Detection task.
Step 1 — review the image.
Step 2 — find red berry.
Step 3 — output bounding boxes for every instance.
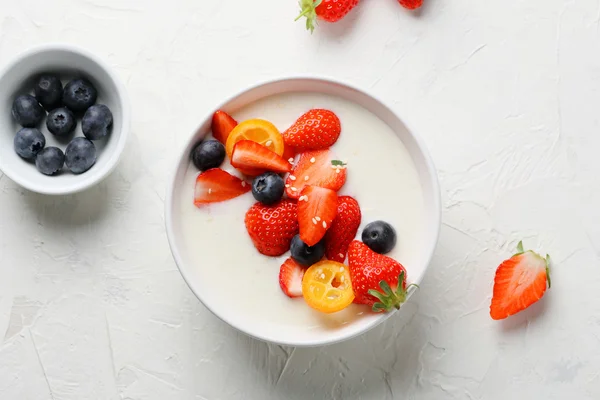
[398,0,423,10]
[211,110,237,144]
[296,0,360,32]
[325,196,361,262]
[297,186,338,247]
[279,258,305,298]
[283,109,341,151]
[245,200,299,256]
[193,168,250,206]
[285,150,346,199]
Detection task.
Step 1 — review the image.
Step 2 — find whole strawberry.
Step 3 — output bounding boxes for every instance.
[398,0,423,10]
[283,109,341,151]
[245,200,299,256]
[296,0,360,32]
[325,196,361,263]
[348,240,411,311]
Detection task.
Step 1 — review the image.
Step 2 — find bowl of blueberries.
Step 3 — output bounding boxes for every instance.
[0,44,130,195]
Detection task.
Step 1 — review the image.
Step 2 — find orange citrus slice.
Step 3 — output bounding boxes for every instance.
[225,119,284,159]
[302,260,355,314]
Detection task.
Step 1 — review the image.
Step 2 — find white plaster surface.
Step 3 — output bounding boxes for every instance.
[1,0,600,398]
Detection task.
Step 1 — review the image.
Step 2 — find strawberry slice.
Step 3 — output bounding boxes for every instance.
[490,241,551,320]
[211,110,237,144]
[231,140,292,174]
[279,258,305,298]
[298,186,338,246]
[285,150,346,199]
[194,168,250,206]
[325,196,362,263]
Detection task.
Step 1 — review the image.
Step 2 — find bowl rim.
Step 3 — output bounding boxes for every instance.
[0,43,131,195]
[165,75,441,347]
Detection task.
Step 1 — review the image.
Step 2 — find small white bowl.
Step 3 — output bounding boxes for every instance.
[165,77,441,347]
[0,44,130,195]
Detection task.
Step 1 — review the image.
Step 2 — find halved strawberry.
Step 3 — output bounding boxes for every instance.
[490,241,551,320]
[194,168,250,206]
[285,150,346,199]
[245,200,299,256]
[279,258,305,298]
[231,140,292,174]
[325,196,362,263]
[282,145,297,165]
[298,186,338,246]
[211,110,237,144]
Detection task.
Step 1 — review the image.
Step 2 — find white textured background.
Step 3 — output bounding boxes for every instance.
[1,0,599,399]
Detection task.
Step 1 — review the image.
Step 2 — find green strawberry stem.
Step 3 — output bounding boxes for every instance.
[331,160,346,166]
[295,0,323,33]
[368,271,418,313]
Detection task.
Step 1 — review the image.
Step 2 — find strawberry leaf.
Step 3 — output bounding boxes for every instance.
[331,160,346,166]
[368,271,416,313]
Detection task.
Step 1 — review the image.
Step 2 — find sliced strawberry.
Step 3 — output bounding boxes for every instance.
[285,150,346,199]
[245,200,299,256]
[211,110,237,144]
[298,186,338,246]
[282,144,297,165]
[231,140,292,174]
[279,258,305,298]
[194,168,250,206]
[490,241,551,320]
[325,196,361,263]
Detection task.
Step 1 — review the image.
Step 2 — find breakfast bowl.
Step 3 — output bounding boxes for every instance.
[0,44,130,195]
[165,77,440,347]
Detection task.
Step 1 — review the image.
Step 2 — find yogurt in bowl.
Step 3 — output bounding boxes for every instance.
[166,77,440,347]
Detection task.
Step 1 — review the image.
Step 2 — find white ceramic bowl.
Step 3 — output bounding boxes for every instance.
[166,77,441,347]
[0,44,130,195]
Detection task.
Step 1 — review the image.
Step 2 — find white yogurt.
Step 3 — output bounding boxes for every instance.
[177,92,425,332]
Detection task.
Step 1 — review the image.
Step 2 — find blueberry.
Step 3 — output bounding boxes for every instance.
[82,104,113,140]
[35,147,65,176]
[14,128,45,159]
[362,221,397,254]
[62,78,97,112]
[290,235,325,266]
[191,139,225,171]
[12,95,45,127]
[65,137,96,174]
[46,107,76,136]
[252,172,284,205]
[34,74,63,111]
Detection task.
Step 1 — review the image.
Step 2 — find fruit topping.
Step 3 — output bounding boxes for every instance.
[82,104,113,140]
[398,0,423,10]
[35,147,65,176]
[211,110,237,144]
[193,168,250,206]
[296,0,360,33]
[362,221,397,254]
[279,258,305,298]
[251,172,285,205]
[282,109,341,151]
[325,196,361,262]
[302,260,355,313]
[46,107,76,137]
[298,186,338,246]
[14,128,45,159]
[191,140,226,171]
[34,75,63,111]
[285,150,346,199]
[348,240,409,311]
[62,78,97,112]
[65,137,96,174]
[245,199,299,256]
[290,234,325,266]
[12,95,45,127]
[231,140,292,175]
[225,119,284,159]
[490,241,551,320]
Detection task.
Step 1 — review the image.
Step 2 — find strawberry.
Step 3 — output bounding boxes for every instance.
[298,186,338,247]
[325,196,361,263]
[279,258,305,298]
[211,110,237,144]
[282,109,341,151]
[398,0,423,10]
[348,240,410,311]
[245,200,299,256]
[490,241,551,320]
[281,108,342,151]
[296,0,360,33]
[282,145,297,165]
[231,140,292,174]
[285,150,346,199]
[194,168,250,206]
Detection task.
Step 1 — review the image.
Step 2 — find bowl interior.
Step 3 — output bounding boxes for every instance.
[166,78,440,346]
[0,46,127,194]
